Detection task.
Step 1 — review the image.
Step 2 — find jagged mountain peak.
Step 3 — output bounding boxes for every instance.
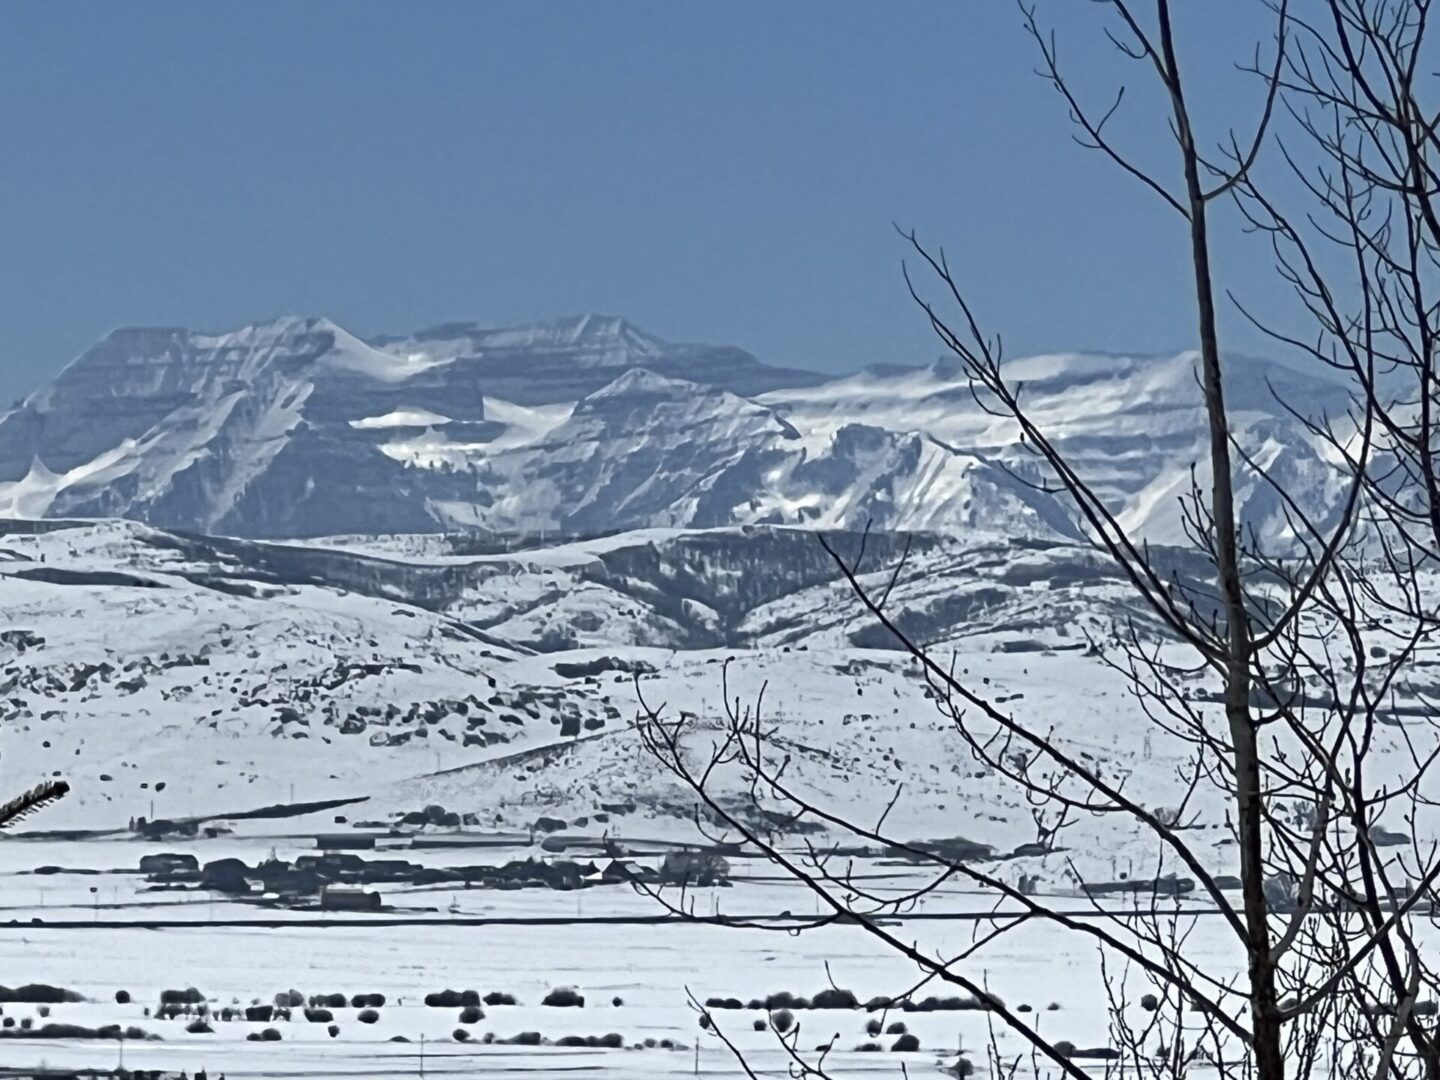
[0,318,1352,544]
[581,366,709,400]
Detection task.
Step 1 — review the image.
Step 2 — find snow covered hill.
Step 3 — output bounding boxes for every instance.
[0,516,1236,855]
[3,517,1432,879]
[0,315,1354,544]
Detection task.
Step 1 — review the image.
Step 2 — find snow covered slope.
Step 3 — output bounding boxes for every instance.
[0,317,1353,543]
[2,518,1433,881]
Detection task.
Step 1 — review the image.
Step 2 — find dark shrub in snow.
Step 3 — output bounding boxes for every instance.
[0,984,82,1003]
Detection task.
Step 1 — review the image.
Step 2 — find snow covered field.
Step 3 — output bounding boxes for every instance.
[0,828,1251,1079]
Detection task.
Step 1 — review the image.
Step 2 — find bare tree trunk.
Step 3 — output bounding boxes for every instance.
[1156,3,1283,1069]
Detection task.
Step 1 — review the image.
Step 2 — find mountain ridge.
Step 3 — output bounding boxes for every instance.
[0,314,1355,543]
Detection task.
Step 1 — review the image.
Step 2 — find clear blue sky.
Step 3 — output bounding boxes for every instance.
[0,1,1286,402]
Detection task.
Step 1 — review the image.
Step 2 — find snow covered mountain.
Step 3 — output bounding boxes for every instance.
[0,315,1353,544]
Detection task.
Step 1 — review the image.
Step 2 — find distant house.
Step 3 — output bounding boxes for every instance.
[319,885,382,911]
[138,852,199,876]
[201,858,252,894]
[256,859,325,896]
[660,852,731,887]
[296,853,367,879]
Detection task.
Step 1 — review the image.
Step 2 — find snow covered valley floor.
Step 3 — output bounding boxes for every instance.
[0,832,1252,1080]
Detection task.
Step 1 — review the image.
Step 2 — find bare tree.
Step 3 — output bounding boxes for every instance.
[637,4,1440,1079]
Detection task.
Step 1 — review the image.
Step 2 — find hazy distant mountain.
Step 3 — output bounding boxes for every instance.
[0,315,1353,542]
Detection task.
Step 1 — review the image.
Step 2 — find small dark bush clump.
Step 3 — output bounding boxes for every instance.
[892,1033,921,1052]
[762,991,811,1010]
[772,1008,795,1033]
[304,1008,334,1023]
[247,1027,282,1042]
[866,1019,882,1036]
[754,1018,768,1031]
[459,1006,483,1024]
[886,1021,907,1035]
[0,984,82,1004]
[543,987,585,1008]
[0,1022,153,1041]
[185,1019,213,1034]
[453,1028,471,1042]
[483,991,517,1006]
[556,1033,623,1048]
[328,1024,340,1038]
[357,1009,380,1024]
[114,990,131,1005]
[159,988,204,1006]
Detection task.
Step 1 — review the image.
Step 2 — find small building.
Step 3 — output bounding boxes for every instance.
[660,852,731,887]
[297,853,367,879]
[319,885,382,911]
[201,858,252,894]
[139,852,199,876]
